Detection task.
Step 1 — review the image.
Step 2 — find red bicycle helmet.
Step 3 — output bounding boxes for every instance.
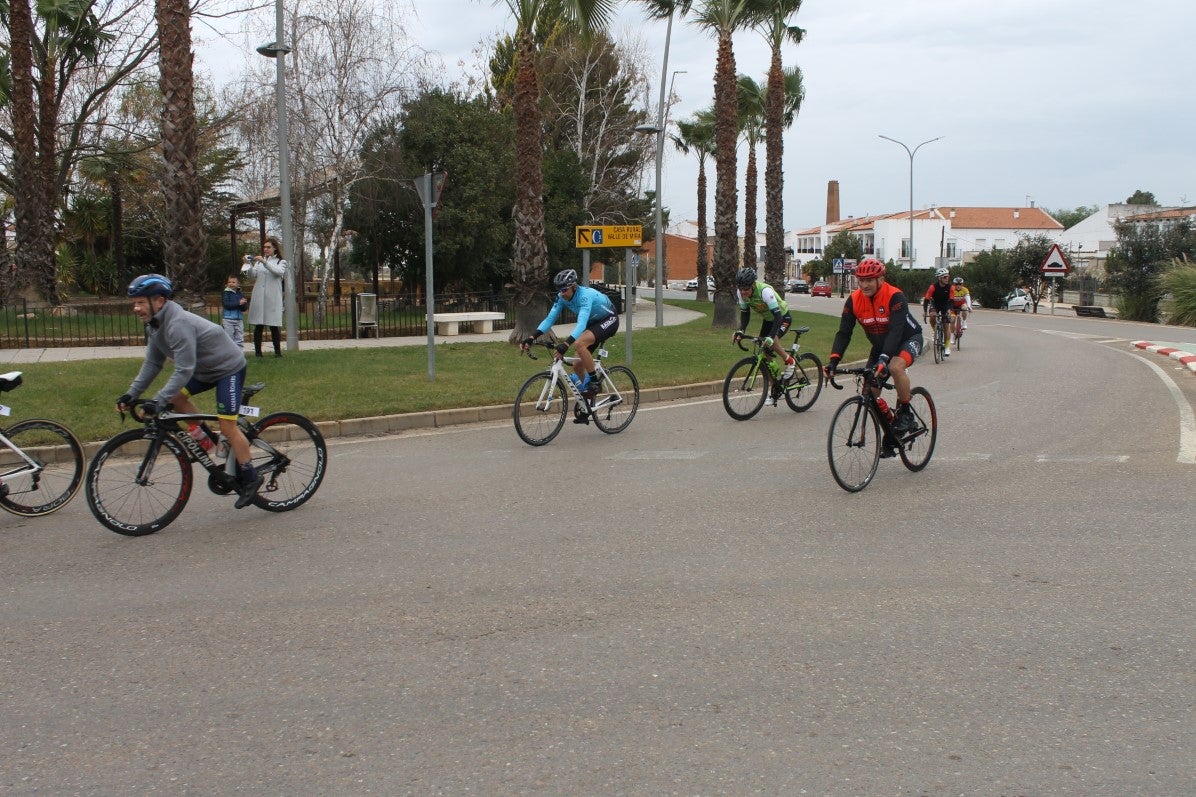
[854,258,885,279]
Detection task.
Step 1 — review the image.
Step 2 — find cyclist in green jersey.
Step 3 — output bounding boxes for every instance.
[732,268,797,403]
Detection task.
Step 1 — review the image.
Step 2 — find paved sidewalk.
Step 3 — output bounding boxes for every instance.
[0,299,704,364]
[1132,340,1196,373]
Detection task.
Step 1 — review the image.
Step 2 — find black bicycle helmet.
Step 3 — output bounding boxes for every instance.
[127,273,174,299]
[553,269,578,291]
[735,267,757,287]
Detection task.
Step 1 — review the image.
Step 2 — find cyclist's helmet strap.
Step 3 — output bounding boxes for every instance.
[553,269,578,290]
[855,258,885,279]
[735,267,756,287]
[128,273,174,298]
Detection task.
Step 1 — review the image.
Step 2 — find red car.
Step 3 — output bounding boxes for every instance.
[811,280,832,297]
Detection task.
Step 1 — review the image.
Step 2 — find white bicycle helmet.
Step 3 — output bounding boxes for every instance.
[935,267,950,278]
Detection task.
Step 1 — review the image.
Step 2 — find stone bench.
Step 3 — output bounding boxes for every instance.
[1072,305,1108,318]
[431,311,506,336]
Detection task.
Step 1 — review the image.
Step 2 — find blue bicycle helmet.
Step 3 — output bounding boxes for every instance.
[127,273,174,298]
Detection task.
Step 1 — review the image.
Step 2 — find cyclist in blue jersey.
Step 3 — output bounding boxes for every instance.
[520,269,620,399]
[115,274,262,508]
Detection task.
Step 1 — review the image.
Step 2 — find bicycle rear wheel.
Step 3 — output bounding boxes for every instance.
[514,372,568,446]
[722,357,769,420]
[827,397,881,492]
[246,412,327,511]
[85,429,192,535]
[783,352,824,413]
[0,419,84,516]
[898,387,938,472]
[591,365,639,434]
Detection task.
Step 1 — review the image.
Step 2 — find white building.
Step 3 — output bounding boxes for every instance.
[791,206,1064,272]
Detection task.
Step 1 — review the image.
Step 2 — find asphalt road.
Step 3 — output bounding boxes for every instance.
[2,308,1193,795]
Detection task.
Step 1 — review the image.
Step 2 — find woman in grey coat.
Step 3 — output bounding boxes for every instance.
[245,236,287,357]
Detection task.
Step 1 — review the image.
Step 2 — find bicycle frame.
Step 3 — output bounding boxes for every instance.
[528,346,619,411]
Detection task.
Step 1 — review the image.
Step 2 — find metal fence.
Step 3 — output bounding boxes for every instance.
[0,290,520,349]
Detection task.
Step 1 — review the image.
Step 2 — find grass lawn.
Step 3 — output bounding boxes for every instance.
[8,300,872,443]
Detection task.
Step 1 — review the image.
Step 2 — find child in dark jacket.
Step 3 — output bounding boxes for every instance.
[221,275,249,345]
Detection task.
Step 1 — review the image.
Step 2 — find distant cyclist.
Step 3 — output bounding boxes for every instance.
[951,276,971,330]
[732,267,797,405]
[520,269,619,400]
[116,274,262,508]
[922,267,957,356]
[826,258,923,438]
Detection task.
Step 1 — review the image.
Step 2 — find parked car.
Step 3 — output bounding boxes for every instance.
[685,276,715,291]
[1004,288,1032,311]
[787,278,809,294]
[811,280,832,297]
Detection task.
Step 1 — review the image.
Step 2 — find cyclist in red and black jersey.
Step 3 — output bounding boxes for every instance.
[826,258,923,434]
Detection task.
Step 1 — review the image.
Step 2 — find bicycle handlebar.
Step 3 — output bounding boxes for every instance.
[521,339,560,361]
[827,365,893,392]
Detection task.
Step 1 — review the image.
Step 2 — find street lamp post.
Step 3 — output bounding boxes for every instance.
[635,68,686,327]
[878,134,941,270]
[256,0,297,351]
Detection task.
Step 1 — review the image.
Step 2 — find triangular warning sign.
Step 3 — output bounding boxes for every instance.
[1040,243,1070,274]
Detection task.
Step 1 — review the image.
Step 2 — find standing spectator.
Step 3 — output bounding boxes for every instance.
[221,273,249,345]
[246,236,287,357]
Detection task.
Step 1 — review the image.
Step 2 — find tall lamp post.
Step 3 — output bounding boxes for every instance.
[257,0,297,351]
[635,69,686,327]
[878,134,941,270]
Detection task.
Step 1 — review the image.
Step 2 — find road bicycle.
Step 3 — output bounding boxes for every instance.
[722,327,823,420]
[84,382,327,535]
[952,307,965,351]
[514,342,640,446]
[0,371,84,517]
[825,365,937,492]
[927,309,952,363]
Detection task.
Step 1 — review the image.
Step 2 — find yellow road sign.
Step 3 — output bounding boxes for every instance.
[575,225,643,249]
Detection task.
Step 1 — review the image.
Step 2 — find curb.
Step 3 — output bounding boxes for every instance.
[321,380,725,441]
[1132,341,1196,374]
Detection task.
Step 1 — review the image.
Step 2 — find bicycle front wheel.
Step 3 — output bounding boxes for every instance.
[591,365,640,434]
[933,325,944,364]
[898,387,938,472]
[85,429,192,536]
[783,352,824,413]
[514,372,568,446]
[247,412,327,511]
[0,419,84,516]
[723,357,769,420]
[827,397,881,492]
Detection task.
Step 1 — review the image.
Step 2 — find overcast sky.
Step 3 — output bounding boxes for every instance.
[200,0,1196,232]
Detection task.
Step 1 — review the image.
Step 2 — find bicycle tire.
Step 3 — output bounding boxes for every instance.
[898,387,937,472]
[591,365,640,435]
[0,419,84,516]
[932,324,944,364]
[85,428,193,536]
[513,372,568,446]
[246,412,327,512]
[953,326,963,351]
[722,357,769,420]
[783,352,824,413]
[827,396,881,492]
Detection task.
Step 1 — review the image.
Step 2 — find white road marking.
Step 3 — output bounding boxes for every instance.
[1115,348,1196,464]
[1035,454,1130,463]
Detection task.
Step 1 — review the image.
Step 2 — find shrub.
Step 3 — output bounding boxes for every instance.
[1159,258,1196,327]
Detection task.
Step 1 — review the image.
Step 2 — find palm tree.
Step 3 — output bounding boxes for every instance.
[736,74,765,271]
[6,0,40,300]
[691,0,768,327]
[759,0,805,290]
[155,0,206,299]
[489,0,617,340]
[672,112,715,301]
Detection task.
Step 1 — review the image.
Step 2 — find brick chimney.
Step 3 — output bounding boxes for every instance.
[826,180,840,224]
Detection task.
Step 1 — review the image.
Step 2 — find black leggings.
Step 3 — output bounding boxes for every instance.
[254,325,281,356]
